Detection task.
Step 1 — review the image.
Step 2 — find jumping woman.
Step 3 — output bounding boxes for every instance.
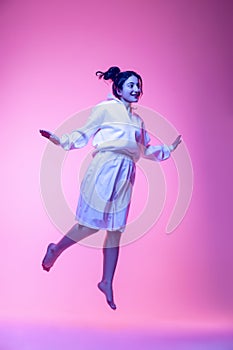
[40,66,181,310]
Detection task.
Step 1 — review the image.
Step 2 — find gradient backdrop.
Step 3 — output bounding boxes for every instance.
[1,0,232,346]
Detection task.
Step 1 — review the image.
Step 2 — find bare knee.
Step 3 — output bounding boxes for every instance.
[67,223,98,242]
[78,224,98,235]
[105,230,122,248]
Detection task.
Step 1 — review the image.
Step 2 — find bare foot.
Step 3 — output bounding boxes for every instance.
[42,243,60,272]
[98,281,117,310]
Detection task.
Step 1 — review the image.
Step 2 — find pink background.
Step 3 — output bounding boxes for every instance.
[1,0,232,334]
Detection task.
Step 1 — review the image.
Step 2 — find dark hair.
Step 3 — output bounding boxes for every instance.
[96,66,143,99]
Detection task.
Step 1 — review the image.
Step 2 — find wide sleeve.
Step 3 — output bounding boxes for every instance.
[59,105,104,151]
[140,122,171,161]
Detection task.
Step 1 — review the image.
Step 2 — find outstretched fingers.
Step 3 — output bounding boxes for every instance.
[39,130,52,139]
[171,135,182,151]
[39,130,60,145]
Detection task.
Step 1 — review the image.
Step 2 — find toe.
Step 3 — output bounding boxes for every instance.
[108,300,117,310]
[42,264,50,272]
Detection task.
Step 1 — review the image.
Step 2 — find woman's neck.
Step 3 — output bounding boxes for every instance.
[120,98,131,114]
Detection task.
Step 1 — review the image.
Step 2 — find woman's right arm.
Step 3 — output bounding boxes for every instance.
[39,104,104,150]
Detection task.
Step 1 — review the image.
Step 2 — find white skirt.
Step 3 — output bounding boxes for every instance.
[76,151,136,232]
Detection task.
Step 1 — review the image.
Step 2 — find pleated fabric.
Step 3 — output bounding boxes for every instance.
[76,151,136,232]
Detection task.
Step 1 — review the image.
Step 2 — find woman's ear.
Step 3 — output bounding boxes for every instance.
[117,88,122,97]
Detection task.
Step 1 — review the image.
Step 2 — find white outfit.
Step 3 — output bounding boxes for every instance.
[59,95,171,232]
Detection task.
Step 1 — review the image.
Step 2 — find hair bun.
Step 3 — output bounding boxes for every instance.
[96,66,120,81]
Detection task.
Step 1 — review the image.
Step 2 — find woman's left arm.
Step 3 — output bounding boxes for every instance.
[140,122,182,161]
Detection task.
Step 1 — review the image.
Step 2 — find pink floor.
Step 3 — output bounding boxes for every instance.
[0,323,232,350]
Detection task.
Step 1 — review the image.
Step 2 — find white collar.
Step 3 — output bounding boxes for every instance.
[106,93,122,103]
[106,93,134,115]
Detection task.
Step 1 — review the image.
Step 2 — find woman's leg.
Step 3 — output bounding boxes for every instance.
[98,230,122,310]
[42,224,98,271]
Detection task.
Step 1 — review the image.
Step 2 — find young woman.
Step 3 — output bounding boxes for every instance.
[40,66,181,310]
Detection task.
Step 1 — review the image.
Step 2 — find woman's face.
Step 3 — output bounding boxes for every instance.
[118,75,141,104]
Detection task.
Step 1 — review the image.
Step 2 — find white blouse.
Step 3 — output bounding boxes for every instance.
[59,95,171,162]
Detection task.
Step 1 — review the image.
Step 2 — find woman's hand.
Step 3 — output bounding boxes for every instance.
[169,135,182,152]
[39,130,60,145]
